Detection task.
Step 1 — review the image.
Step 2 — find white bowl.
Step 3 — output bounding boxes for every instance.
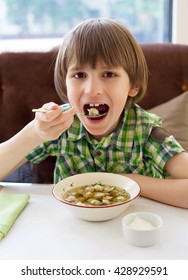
[53,172,140,221]
[122,212,163,247]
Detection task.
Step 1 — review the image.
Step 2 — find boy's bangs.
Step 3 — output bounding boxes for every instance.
[67,26,123,68]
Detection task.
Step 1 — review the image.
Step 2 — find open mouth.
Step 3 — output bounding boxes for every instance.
[83,103,109,119]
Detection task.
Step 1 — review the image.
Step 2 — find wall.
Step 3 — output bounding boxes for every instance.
[172,0,188,45]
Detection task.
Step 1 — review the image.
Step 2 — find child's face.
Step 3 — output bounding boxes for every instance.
[66,60,138,140]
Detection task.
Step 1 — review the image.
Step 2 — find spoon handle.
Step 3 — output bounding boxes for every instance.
[32,103,71,113]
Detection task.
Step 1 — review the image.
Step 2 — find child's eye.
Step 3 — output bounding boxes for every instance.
[103,72,116,78]
[74,72,86,79]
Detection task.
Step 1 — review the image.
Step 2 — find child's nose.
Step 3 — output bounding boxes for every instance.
[84,77,102,96]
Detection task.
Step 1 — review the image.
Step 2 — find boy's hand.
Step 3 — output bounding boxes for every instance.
[32,102,76,141]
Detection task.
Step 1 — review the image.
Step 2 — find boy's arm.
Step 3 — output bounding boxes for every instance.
[0,103,76,180]
[124,152,188,209]
[0,122,39,179]
[164,152,188,179]
[124,173,188,209]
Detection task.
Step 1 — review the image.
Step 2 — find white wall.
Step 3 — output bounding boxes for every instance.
[172,0,188,44]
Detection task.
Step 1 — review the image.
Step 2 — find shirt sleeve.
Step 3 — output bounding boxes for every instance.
[26,140,59,164]
[144,131,185,177]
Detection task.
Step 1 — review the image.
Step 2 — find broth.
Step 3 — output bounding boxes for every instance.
[62,182,131,206]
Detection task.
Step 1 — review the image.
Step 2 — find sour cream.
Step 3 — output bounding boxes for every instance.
[128,216,155,230]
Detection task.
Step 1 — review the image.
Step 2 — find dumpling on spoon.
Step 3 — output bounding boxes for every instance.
[87,107,100,116]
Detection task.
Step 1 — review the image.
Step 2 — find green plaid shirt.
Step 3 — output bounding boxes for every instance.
[27,104,184,183]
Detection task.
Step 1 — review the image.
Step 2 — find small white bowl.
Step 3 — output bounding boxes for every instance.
[53,172,140,221]
[122,212,163,247]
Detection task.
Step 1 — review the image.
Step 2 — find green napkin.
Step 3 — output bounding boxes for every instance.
[0,193,30,240]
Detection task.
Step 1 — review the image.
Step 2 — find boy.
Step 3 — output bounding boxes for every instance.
[0,18,188,208]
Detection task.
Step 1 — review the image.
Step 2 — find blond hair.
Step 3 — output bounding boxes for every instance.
[54,18,148,108]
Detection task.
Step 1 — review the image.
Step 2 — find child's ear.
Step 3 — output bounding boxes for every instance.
[128,87,140,97]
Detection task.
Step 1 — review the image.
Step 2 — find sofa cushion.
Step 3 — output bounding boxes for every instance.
[148,91,188,151]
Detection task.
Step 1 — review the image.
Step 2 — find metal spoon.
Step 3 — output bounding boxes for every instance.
[32,104,107,118]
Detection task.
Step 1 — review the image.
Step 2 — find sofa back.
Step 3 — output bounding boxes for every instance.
[140,44,188,108]
[0,44,188,182]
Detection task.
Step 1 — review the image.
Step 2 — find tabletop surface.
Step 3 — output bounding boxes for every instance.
[0,182,188,260]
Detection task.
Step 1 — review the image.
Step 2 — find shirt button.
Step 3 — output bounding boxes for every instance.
[96,150,102,156]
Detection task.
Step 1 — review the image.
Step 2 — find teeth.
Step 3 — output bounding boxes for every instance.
[89,103,102,107]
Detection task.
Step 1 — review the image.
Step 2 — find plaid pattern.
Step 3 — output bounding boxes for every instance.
[27,104,184,183]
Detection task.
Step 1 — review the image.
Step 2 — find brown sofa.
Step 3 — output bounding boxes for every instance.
[1,44,188,183]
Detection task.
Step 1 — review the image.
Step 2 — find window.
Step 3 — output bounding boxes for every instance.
[0,0,172,51]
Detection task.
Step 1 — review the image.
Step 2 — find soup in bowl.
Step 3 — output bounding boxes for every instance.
[53,172,140,221]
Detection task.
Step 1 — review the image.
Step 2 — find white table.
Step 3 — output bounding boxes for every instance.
[0,182,188,260]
